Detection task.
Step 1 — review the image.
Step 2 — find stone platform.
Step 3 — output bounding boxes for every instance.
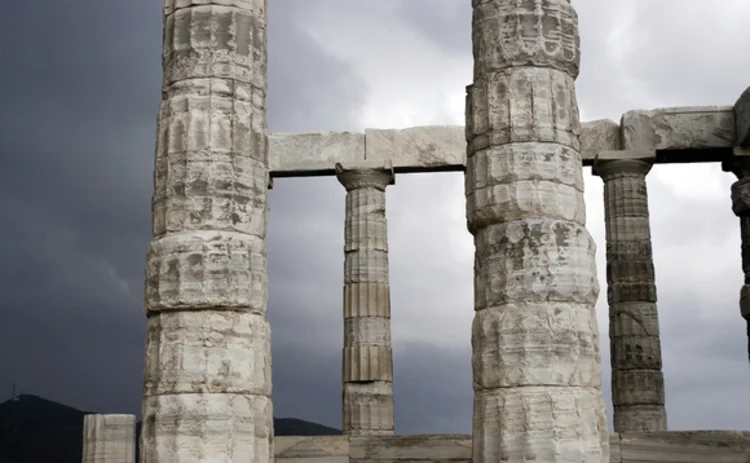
[276,432,750,463]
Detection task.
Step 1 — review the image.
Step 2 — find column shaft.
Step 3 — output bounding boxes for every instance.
[723,156,750,365]
[466,2,609,462]
[594,157,667,432]
[82,414,136,463]
[336,163,394,436]
[141,1,272,462]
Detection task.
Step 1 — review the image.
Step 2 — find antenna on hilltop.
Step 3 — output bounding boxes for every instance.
[11,383,18,401]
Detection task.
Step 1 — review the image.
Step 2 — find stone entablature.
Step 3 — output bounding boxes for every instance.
[269,106,737,176]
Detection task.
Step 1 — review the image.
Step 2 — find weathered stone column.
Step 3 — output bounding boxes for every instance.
[141,1,272,462]
[593,151,667,432]
[722,150,750,365]
[82,414,136,463]
[336,161,395,436]
[465,1,609,461]
[728,88,750,365]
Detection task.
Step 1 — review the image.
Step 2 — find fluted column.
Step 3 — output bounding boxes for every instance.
[141,1,272,462]
[336,161,395,436]
[465,1,609,461]
[82,414,136,463]
[593,152,667,432]
[722,152,750,365]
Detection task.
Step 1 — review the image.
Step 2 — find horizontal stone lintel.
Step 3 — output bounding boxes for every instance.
[269,106,738,177]
[273,431,750,462]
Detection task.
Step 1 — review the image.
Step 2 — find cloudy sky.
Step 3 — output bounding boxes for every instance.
[1,0,749,435]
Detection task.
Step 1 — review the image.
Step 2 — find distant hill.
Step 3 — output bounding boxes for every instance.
[0,394,341,463]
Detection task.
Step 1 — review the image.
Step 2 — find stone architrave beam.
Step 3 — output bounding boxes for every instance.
[269,107,736,177]
[82,414,136,463]
[364,126,466,171]
[736,87,750,147]
[593,149,668,433]
[581,119,622,158]
[621,106,735,151]
[336,160,395,436]
[270,131,365,176]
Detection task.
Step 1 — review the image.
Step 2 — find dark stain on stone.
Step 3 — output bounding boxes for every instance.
[167,259,180,279]
[189,179,209,195]
[553,222,570,249]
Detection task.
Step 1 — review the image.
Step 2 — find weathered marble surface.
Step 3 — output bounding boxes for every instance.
[594,151,668,433]
[142,0,273,462]
[736,87,750,147]
[365,126,464,170]
[350,435,471,462]
[271,132,364,176]
[582,119,622,159]
[621,106,735,151]
[722,156,750,365]
[337,162,395,436]
[275,432,750,463]
[276,436,349,463]
[268,109,737,176]
[614,431,750,463]
[466,0,608,461]
[82,414,136,463]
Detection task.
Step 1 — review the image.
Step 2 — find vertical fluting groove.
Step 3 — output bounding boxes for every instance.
[142,1,272,462]
[722,158,750,365]
[82,415,136,463]
[594,159,667,433]
[467,1,609,462]
[336,164,395,436]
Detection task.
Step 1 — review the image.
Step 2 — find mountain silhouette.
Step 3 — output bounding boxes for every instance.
[0,394,341,463]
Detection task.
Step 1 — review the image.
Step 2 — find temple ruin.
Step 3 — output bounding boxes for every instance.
[81,0,750,462]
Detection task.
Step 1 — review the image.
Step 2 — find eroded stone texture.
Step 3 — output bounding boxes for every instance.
[273,433,750,463]
[365,126,465,170]
[265,112,740,176]
[142,0,272,461]
[276,436,350,463]
[621,106,735,151]
[581,119,621,161]
[82,414,136,463]
[271,132,365,175]
[722,155,750,365]
[593,151,667,433]
[736,87,750,147]
[466,1,608,461]
[336,162,395,436]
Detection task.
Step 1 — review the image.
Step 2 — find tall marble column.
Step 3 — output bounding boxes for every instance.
[336,161,395,436]
[593,152,667,432]
[722,152,750,365]
[82,414,136,463]
[465,1,609,461]
[141,1,272,462]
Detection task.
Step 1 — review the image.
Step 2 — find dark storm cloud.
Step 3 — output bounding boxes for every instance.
[0,0,381,429]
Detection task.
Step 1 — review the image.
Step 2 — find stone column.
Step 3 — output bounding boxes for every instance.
[722,151,750,365]
[465,1,609,461]
[593,151,667,432]
[82,414,136,463]
[336,161,395,436]
[141,1,272,462]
